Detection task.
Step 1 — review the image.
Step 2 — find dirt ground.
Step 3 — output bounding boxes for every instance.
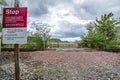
[22,48,120,65]
[1,49,120,80]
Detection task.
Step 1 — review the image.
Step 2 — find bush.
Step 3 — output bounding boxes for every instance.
[20,34,43,49]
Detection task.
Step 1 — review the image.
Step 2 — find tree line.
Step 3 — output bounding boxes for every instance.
[78,12,120,49]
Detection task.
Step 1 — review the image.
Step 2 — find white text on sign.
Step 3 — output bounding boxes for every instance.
[6,9,19,15]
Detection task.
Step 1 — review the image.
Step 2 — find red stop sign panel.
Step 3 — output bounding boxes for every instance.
[2,7,27,28]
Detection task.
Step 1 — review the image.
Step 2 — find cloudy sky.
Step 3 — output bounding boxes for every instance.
[7,0,120,41]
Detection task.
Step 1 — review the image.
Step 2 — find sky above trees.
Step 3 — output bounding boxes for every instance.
[6,0,120,41]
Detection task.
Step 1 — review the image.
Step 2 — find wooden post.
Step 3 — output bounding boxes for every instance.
[14,44,20,80]
[0,37,2,56]
[14,0,20,80]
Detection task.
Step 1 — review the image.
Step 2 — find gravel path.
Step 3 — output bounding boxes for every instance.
[30,49,120,64]
[0,49,120,80]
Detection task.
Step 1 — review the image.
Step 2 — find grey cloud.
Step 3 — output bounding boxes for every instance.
[73,0,120,19]
[27,0,49,17]
[23,0,120,19]
[26,0,56,17]
[52,21,87,38]
[27,0,74,17]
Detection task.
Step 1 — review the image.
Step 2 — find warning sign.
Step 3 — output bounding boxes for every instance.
[2,7,27,44]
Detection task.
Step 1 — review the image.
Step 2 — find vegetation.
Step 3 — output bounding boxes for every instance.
[78,12,120,49]
[20,33,43,49]
[0,22,2,32]
[1,12,120,49]
[0,0,7,5]
[51,38,61,42]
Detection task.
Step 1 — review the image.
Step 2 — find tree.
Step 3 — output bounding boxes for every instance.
[0,22,2,32]
[0,0,7,5]
[0,0,8,32]
[95,12,120,41]
[79,23,106,48]
[29,22,51,48]
[79,12,120,49]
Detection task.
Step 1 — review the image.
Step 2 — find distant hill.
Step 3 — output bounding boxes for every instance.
[51,38,61,42]
[51,38,70,43]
